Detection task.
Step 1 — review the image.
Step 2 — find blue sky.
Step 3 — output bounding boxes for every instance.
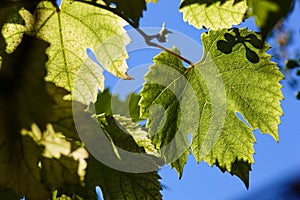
[57,0,300,199]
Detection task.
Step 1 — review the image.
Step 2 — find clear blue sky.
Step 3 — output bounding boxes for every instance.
[58,0,300,199]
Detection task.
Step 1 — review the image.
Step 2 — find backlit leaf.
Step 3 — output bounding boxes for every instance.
[83,156,162,200]
[139,28,283,186]
[3,0,132,102]
[180,0,247,30]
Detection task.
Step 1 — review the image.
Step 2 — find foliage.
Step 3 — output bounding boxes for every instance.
[139,28,283,185]
[0,0,293,199]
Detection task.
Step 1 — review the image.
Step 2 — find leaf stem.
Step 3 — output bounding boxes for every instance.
[135,28,195,67]
[74,0,195,67]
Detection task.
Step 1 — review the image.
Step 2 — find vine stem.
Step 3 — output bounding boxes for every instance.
[74,0,195,67]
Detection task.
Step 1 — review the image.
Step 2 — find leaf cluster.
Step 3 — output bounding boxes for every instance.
[0,0,291,199]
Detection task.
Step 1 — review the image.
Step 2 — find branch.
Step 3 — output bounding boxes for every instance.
[74,0,195,67]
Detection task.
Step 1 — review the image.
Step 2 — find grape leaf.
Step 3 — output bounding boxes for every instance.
[82,156,162,200]
[0,187,18,200]
[102,0,146,27]
[63,114,162,199]
[139,28,283,186]
[216,159,251,189]
[21,124,88,191]
[46,82,83,141]
[146,0,158,3]
[247,0,293,40]
[0,35,88,199]
[92,88,141,122]
[0,127,49,199]
[179,0,248,30]
[0,35,52,135]
[0,3,26,67]
[2,8,34,54]
[180,0,244,7]
[3,0,132,102]
[95,114,159,160]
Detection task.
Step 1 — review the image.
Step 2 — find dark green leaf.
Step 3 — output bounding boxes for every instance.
[296,91,300,100]
[63,114,162,199]
[102,0,146,27]
[0,35,52,135]
[0,35,88,199]
[217,159,251,189]
[248,0,294,40]
[87,156,162,200]
[286,59,299,69]
[93,89,141,122]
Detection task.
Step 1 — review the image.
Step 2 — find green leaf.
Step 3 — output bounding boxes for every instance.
[0,3,25,57]
[92,88,141,122]
[248,0,293,40]
[139,28,283,186]
[180,0,248,30]
[46,82,83,141]
[0,127,49,199]
[216,159,251,189]
[0,35,88,199]
[21,124,88,190]
[52,190,84,200]
[102,0,146,27]
[96,114,159,157]
[1,8,34,54]
[63,114,162,199]
[286,59,299,69]
[0,35,52,134]
[3,0,132,101]
[84,156,162,200]
[146,0,158,3]
[0,187,18,200]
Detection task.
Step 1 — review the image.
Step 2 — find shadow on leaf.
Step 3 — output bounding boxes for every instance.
[217,28,263,63]
[180,0,244,9]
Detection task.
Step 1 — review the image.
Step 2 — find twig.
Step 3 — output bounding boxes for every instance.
[74,0,195,67]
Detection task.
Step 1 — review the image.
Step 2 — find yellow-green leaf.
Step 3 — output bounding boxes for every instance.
[180,0,248,30]
[139,28,283,186]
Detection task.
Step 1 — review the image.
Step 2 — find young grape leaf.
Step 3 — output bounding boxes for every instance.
[139,28,283,186]
[3,0,132,101]
[179,0,247,30]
